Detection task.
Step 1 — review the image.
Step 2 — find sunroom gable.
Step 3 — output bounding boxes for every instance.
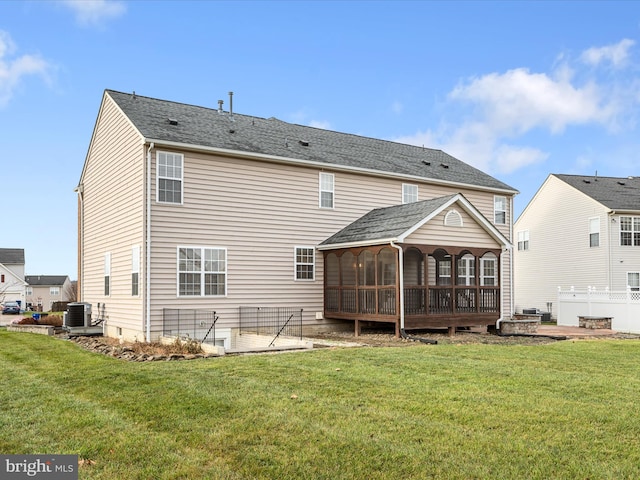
[318,193,510,250]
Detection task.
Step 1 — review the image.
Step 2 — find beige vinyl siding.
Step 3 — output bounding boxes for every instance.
[405,206,511,316]
[406,208,498,247]
[609,215,640,290]
[514,175,609,315]
[146,149,514,338]
[80,94,145,339]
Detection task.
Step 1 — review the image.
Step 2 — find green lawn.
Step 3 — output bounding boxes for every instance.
[1,329,640,479]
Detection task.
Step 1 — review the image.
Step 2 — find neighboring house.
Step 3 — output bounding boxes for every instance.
[514,173,640,316]
[77,89,518,343]
[25,275,72,311]
[0,248,27,307]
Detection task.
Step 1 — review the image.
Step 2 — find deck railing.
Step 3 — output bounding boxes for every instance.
[327,285,498,317]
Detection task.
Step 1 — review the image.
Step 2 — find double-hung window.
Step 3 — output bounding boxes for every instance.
[628,272,640,291]
[178,247,227,296]
[132,246,140,296]
[319,172,334,209]
[480,257,497,286]
[517,230,529,251]
[494,196,506,225]
[50,287,60,296]
[589,217,600,247]
[157,152,183,204]
[438,260,452,285]
[402,184,418,204]
[620,216,640,246]
[295,247,315,280]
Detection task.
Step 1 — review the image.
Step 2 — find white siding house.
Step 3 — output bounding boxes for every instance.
[514,173,640,317]
[0,249,27,307]
[78,90,518,343]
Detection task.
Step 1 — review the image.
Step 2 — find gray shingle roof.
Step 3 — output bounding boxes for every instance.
[25,275,68,286]
[555,174,640,211]
[0,248,25,265]
[320,195,458,246]
[106,90,516,193]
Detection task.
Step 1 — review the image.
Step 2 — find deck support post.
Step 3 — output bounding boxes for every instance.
[448,326,455,336]
[355,318,360,337]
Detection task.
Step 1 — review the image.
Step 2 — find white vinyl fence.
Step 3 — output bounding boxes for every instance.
[557,286,640,334]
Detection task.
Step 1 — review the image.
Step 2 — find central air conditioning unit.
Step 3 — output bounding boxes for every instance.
[64,302,93,328]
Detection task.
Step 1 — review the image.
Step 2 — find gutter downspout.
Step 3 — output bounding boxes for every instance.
[146,142,154,342]
[74,184,84,302]
[608,210,615,291]
[390,240,437,344]
[496,247,507,331]
[390,241,405,332]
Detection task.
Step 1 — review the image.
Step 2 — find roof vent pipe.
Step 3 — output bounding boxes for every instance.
[218,100,224,113]
[228,91,233,118]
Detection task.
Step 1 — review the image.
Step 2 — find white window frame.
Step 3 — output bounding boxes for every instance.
[620,216,640,246]
[627,272,640,291]
[589,217,600,248]
[157,151,184,204]
[480,257,497,286]
[319,172,334,209]
[104,252,111,296]
[132,245,140,297]
[494,196,507,225]
[457,255,475,286]
[517,230,529,251]
[402,184,418,204]
[177,247,227,297]
[50,287,60,296]
[438,260,452,285]
[294,246,315,281]
[444,210,463,227]
[26,287,32,296]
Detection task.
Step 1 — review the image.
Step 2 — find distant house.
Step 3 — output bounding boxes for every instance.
[514,173,640,316]
[0,248,27,307]
[77,89,517,343]
[25,275,72,311]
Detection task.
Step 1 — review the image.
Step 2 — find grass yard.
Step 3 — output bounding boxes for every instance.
[1,330,640,479]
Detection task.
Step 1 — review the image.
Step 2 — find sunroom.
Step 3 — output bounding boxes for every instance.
[318,194,511,336]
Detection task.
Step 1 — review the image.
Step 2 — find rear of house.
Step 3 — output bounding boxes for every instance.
[78,90,518,343]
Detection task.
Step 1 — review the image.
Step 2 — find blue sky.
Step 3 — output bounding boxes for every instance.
[3,0,640,277]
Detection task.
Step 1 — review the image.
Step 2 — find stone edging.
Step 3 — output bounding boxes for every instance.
[70,336,220,362]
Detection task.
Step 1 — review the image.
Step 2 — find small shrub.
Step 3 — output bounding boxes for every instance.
[169,336,204,354]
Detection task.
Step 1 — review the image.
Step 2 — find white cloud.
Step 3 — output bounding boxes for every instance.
[449,68,611,134]
[394,40,639,175]
[59,0,126,26]
[581,38,635,68]
[0,31,52,107]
